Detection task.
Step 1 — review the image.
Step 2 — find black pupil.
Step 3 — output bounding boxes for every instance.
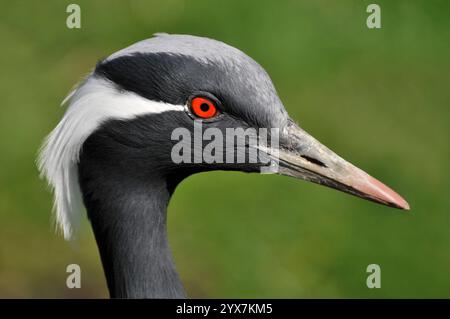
[200,103,210,112]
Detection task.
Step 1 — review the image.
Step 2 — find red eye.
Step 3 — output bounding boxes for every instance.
[190,97,218,119]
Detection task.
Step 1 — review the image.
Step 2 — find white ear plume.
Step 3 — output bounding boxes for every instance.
[38,75,184,240]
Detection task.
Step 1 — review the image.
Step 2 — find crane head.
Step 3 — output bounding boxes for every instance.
[39,34,409,239]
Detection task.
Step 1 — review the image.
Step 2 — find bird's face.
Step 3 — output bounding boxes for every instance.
[84,34,408,209]
[91,49,286,177]
[40,34,408,238]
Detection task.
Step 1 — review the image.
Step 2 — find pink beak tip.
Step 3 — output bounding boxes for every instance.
[354,174,410,211]
[400,199,410,211]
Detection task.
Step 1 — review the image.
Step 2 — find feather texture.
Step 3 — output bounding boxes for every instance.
[38,76,184,239]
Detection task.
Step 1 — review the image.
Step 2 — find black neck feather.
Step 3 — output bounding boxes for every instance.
[77,122,186,298]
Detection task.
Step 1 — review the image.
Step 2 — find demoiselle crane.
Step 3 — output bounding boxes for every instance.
[39,34,409,298]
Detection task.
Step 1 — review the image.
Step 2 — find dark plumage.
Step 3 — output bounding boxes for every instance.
[39,34,409,298]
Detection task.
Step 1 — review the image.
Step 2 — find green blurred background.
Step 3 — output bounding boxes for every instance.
[0,0,449,298]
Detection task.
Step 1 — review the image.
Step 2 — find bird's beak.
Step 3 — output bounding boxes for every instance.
[272,120,410,210]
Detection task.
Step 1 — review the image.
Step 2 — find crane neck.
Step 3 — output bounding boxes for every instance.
[79,171,185,298]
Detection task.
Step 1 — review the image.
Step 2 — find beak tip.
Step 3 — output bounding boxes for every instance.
[397,198,410,211]
[353,173,410,211]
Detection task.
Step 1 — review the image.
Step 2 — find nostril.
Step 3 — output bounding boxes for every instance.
[301,155,327,168]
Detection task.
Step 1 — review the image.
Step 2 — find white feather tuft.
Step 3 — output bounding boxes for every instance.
[38,75,184,240]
